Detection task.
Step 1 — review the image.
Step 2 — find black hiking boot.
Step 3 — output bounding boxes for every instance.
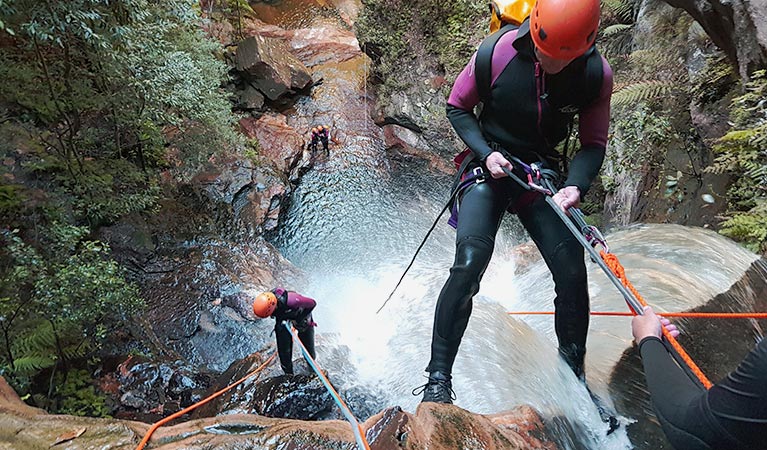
[412,371,456,404]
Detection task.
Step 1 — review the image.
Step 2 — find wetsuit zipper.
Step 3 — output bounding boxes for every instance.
[535,61,551,149]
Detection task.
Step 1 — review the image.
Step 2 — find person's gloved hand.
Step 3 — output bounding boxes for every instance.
[484,151,514,179]
[632,306,680,343]
[552,186,581,214]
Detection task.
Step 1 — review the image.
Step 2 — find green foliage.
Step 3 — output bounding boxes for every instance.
[0,184,24,216]
[718,204,767,253]
[690,56,737,105]
[53,369,111,417]
[0,225,143,395]
[1,0,241,224]
[356,0,486,96]
[611,80,676,108]
[707,70,767,252]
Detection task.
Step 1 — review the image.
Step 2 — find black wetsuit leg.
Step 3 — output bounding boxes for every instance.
[640,337,767,450]
[297,317,316,360]
[275,320,294,375]
[426,178,517,374]
[516,195,590,376]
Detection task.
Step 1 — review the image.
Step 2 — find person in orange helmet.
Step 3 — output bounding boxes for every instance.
[308,127,320,154]
[417,0,615,429]
[317,125,330,155]
[253,288,317,375]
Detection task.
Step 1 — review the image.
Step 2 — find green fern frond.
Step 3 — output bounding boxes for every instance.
[602,0,636,22]
[62,341,91,361]
[603,23,633,37]
[12,322,56,358]
[611,80,676,107]
[12,355,56,374]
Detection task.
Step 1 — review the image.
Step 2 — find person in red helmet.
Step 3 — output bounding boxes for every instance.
[417,0,613,419]
[253,288,317,375]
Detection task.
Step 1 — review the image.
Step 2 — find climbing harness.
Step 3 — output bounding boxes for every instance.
[499,158,714,389]
[508,311,767,319]
[135,353,276,450]
[283,322,371,450]
[376,166,487,314]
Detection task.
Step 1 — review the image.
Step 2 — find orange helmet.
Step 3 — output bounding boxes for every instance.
[253,291,277,318]
[530,0,600,60]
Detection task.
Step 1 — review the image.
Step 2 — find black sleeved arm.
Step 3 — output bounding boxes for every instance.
[446,104,494,162]
[639,337,767,450]
[563,144,605,196]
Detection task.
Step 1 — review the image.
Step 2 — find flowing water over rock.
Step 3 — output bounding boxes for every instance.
[275,153,763,449]
[255,1,765,449]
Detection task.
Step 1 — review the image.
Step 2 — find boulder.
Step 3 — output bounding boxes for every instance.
[239,113,307,177]
[235,36,312,101]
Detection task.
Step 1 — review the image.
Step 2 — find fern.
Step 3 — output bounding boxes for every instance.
[11,355,56,374]
[12,321,57,360]
[611,80,676,107]
[603,23,633,37]
[708,70,767,252]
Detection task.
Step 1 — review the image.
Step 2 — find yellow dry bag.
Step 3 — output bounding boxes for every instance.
[489,0,535,33]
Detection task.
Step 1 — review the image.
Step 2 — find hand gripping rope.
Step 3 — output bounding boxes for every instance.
[501,160,713,389]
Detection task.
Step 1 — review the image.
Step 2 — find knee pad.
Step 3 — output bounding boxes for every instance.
[452,235,494,281]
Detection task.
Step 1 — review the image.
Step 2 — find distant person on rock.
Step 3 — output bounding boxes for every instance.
[308,127,320,154]
[632,306,767,450]
[317,125,330,155]
[253,288,317,375]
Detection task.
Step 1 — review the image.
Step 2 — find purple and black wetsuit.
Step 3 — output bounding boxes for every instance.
[426,18,613,380]
[272,287,317,375]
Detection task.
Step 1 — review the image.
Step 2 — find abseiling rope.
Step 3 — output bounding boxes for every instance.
[507,311,767,319]
[599,251,713,389]
[284,322,371,450]
[135,353,276,450]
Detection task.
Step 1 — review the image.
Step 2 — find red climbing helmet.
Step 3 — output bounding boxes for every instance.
[530,0,600,60]
[253,291,278,318]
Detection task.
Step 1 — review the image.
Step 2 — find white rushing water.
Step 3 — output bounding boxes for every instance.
[272,146,760,449]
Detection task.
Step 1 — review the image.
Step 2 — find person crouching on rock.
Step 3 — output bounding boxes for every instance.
[253,288,317,375]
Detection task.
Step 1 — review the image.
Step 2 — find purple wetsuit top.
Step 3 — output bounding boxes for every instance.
[446,27,613,193]
[273,287,316,310]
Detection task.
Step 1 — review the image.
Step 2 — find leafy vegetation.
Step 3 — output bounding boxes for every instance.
[0,0,242,412]
[0,226,143,406]
[706,70,767,253]
[356,0,486,96]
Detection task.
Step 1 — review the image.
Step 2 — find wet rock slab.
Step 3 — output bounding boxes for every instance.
[1,373,557,449]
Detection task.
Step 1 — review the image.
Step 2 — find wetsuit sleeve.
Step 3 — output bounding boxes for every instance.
[564,57,613,196]
[286,292,316,311]
[638,336,718,449]
[446,54,495,162]
[706,339,767,448]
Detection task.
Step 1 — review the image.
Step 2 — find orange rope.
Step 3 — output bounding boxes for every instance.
[507,311,767,319]
[599,251,713,389]
[135,353,276,450]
